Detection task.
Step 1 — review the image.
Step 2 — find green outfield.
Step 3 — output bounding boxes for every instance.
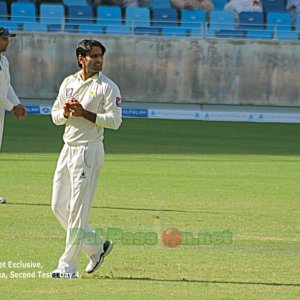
[0,115,299,299]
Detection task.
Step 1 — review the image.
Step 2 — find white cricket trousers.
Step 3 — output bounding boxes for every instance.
[0,108,5,150]
[51,140,105,274]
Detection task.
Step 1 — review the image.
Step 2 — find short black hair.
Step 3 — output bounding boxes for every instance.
[76,39,106,68]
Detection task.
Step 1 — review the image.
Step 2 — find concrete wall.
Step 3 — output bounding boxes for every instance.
[6,33,300,107]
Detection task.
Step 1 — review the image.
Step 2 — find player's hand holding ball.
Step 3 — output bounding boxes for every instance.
[12,104,27,120]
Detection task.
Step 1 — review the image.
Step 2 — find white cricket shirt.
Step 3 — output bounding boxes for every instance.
[52,71,122,145]
[0,55,20,111]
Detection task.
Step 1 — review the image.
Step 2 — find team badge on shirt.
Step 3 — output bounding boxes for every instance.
[116,97,122,107]
[66,88,74,97]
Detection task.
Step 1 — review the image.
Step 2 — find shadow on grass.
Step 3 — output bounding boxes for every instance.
[95,275,300,287]
[2,115,300,155]
[5,202,223,215]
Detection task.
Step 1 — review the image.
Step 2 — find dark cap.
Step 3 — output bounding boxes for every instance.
[0,27,16,37]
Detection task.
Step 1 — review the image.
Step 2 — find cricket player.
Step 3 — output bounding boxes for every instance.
[51,39,122,278]
[0,27,27,204]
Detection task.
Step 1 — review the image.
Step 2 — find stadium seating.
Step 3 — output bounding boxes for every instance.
[239,12,264,30]
[97,6,122,26]
[105,25,131,35]
[275,31,299,41]
[40,4,65,26]
[78,24,104,34]
[181,9,206,30]
[267,12,291,32]
[208,10,235,36]
[295,13,300,33]
[23,22,47,32]
[135,27,161,35]
[162,27,188,36]
[262,0,286,12]
[190,27,205,37]
[67,5,94,24]
[152,8,178,28]
[212,0,228,10]
[216,29,245,38]
[63,0,88,6]
[149,0,172,9]
[11,3,36,25]
[0,1,8,21]
[0,21,18,31]
[246,30,273,40]
[125,7,151,28]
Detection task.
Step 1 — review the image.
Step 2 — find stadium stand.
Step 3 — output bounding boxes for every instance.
[125,7,151,27]
[239,12,264,30]
[276,30,299,40]
[207,10,235,37]
[211,0,228,10]
[11,2,36,27]
[105,25,131,35]
[181,9,206,30]
[96,6,123,26]
[0,0,298,41]
[262,0,286,12]
[246,30,273,40]
[0,1,8,21]
[149,0,172,9]
[78,23,104,34]
[152,8,178,28]
[134,26,161,35]
[67,5,94,25]
[40,3,65,27]
[63,0,88,6]
[162,27,187,36]
[23,22,47,32]
[267,12,292,32]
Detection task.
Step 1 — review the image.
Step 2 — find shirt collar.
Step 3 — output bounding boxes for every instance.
[76,71,102,82]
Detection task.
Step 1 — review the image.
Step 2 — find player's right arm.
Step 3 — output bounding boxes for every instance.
[51,78,70,126]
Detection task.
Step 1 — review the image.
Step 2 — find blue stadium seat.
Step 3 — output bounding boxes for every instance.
[149,0,171,9]
[212,0,228,10]
[40,4,65,26]
[246,30,273,39]
[276,31,299,41]
[267,12,291,32]
[208,10,234,36]
[63,0,87,6]
[97,6,122,26]
[239,12,264,30]
[135,27,161,35]
[23,22,47,32]
[152,8,178,28]
[295,13,300,33]
[181,9,206,30]
[11,3,36,25]
[262,0,285,12]
[190,28,205,37]
[162,27,188,36]
[216,29,246,38]
[125,7,151,27]
[78,24,104,34]
[0,1,8,21]
[0,21,19,32]
[67,5,94,24]
[64,24,77,32]
[105,25,131,35]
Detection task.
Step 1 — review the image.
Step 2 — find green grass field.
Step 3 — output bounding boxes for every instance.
[0,115,300,299]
